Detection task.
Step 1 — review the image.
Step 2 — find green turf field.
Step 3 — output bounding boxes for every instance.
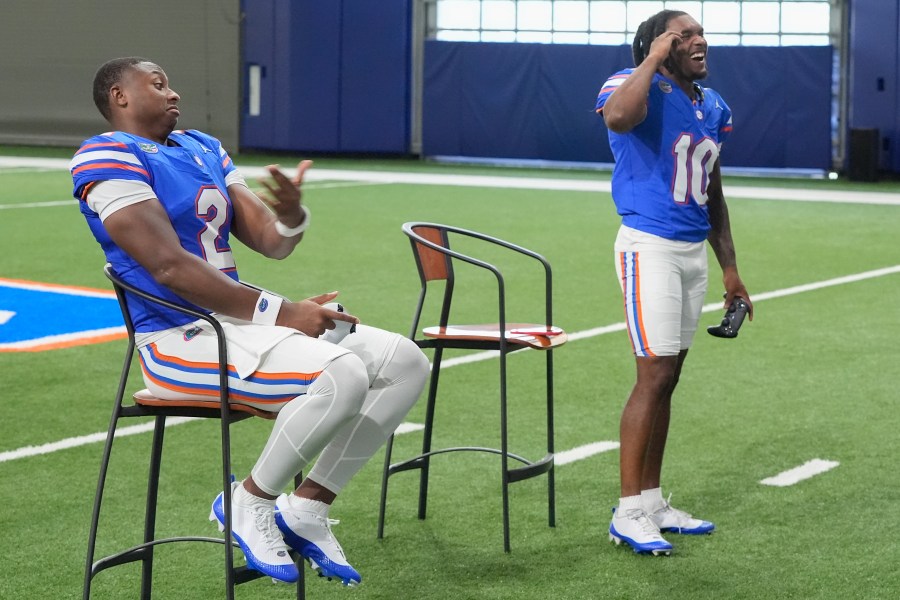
[1,147,899,599]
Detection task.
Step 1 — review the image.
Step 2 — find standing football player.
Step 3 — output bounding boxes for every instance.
[595,11,753,555]
[72,57,429,585]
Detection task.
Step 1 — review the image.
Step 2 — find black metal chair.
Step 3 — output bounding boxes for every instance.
[377,222,567,552]
[83,264,306,599]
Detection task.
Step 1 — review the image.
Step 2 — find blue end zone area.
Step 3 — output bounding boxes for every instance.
[0,279,126,352]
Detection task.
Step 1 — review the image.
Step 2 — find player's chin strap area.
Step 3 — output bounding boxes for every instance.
[692,83,705,104]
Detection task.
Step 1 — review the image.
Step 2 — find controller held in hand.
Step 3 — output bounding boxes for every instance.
[707,296,749,339]
[319,302,357,344]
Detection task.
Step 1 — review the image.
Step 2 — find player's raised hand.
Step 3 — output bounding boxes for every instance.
[257,160,313,228]
[289,159,313,188]
[647,30,682,64]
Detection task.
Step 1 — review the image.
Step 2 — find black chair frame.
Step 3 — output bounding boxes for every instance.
[377,222,561,553]
[83,264,305,599]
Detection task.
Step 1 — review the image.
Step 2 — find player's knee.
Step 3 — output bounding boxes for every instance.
[392,336,430,385]
[635,356,679,393]
[325,352,369,416]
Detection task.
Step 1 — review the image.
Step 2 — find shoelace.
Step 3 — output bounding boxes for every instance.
[252,505,289,550]
[623,508,663,538]
[279,507,349,561]
[314,515,347,560]
[658,493,695,523]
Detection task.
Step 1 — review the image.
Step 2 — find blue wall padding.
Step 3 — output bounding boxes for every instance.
[848,0,899,171]
[339,0,410,153]
[241,0,410,153]
[422,41,833,169]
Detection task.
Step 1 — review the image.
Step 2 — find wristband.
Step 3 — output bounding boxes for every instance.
[252,291,284,325]
[274,205,310,237]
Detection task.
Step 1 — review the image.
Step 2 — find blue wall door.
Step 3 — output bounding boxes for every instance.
[240,0,410,153]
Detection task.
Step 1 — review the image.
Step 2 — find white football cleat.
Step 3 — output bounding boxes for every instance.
[609,507,673,556]
[274,494,361,586]
[209,482,298,583]
[649,496,715,535]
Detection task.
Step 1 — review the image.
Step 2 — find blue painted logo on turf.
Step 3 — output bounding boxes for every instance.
[0,279,125,352]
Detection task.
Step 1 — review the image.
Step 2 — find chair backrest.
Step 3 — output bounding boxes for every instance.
[401,222,556,343]
[408,224,453,283]
[403,223,461,338]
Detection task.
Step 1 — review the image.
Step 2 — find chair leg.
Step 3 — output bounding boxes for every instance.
[418,346,443,521]
[499,349,511,553]
[293,472,306,600]
[377,434,395,539]
[546,350,556,528]
[296,559,306,600]
[219,415,236,600]
[83,409,125,600]
[138,416,168,599]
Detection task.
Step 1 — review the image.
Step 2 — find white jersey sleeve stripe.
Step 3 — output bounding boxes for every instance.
[70,149,144,169]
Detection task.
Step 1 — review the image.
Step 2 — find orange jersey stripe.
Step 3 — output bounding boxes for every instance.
[75,141,128,154]
[140,369,298,404]
[72,161,149,178]
[632,253,655,357]
[147,343,322,383]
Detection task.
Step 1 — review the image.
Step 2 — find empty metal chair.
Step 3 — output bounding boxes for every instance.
[377,223,567,552]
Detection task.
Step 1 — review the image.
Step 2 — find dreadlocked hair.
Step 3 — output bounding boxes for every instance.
[632,10,687,67]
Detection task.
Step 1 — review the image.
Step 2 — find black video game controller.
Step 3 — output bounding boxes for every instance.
[707,297,749,339]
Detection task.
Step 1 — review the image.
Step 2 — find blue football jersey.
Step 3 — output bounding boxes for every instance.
[71,130,241,332]
[596,69,733,242]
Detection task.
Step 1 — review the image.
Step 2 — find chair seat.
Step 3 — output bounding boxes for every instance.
[133,389,279,420]
[422,324,568,349]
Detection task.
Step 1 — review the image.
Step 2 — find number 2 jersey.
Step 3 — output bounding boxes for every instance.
[71,130,245,333]
[595,69,733,242]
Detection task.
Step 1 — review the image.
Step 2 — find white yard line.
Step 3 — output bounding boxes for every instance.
[394,422,425,435]
[555,441,620,466]
[0,200,76,210]
[3,265,897,465]
[0,418,421,464]
[0,181,390,210]
[439,264,900,369]
[759,459,840,487]
[2,157,899,205]
[0,417,199,463]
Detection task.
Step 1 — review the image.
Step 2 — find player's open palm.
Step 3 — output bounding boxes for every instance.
[257,160,312,226]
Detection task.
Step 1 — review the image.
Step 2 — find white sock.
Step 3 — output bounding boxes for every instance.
[641,487,665,513]
[287,494,331,518]
[617,494,642,515]
[233,481,276,508]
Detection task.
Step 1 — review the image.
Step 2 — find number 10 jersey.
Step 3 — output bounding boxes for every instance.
[595,69,733,243]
